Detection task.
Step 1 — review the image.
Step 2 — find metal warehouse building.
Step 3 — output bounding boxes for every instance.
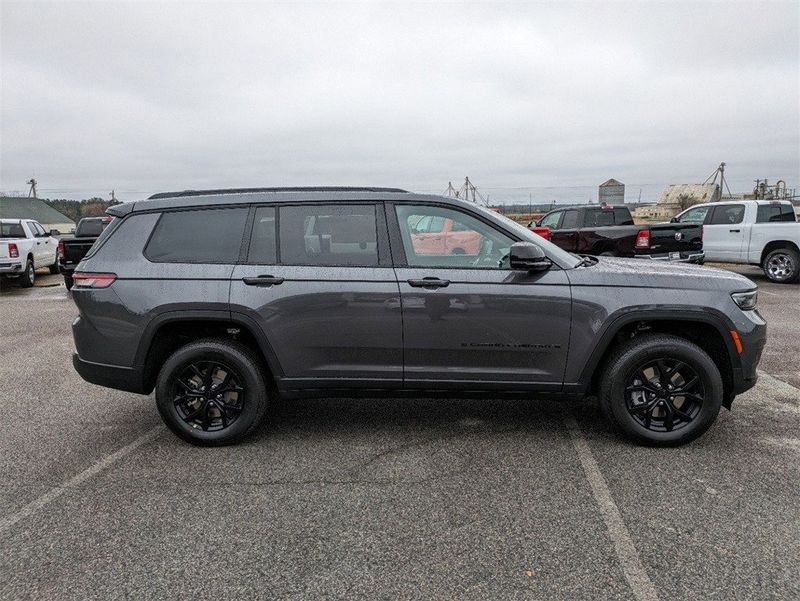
[599,178,625,205]
[0,197,75,234]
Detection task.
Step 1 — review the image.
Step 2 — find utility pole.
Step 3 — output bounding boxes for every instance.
[27,178,38,198]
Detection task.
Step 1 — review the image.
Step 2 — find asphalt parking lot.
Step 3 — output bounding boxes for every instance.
[0,267,798,600]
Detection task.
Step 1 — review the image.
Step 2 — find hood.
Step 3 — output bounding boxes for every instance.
[567,256,756,292]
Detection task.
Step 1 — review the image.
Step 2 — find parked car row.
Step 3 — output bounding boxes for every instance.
[69,187,765,449]
[529,199,799,283]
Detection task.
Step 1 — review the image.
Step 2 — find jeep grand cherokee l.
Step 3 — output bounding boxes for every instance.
[70,187,766,447]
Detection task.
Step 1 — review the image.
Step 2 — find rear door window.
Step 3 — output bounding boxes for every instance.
[757,204,797,223]
[145,207,248,263]
[613,208,634,225]
[585,209,614,227]
[279,204,378,266]
[708,204,745,225]
[560,210,579,229]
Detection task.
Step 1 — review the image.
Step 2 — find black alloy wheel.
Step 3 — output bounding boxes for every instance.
[625,358,703,433]
[173,361,244,432]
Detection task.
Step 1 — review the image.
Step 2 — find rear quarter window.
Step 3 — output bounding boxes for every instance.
[145,207,248,264]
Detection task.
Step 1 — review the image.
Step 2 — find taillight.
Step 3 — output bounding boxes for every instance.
[72,272,117,289]
[635,229,650,249]
[532,226,551,241]
[57,240,65,257]
[8,243,19,258]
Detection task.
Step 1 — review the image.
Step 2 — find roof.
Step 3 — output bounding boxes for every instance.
[148,186,408,199]
[599,178,624,187]
[110,189,465,216]
[0,197,75,225]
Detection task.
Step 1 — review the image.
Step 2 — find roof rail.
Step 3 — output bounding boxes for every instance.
[147,186,409,200]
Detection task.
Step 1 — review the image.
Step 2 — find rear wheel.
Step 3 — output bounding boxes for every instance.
[599,334,723,446]
[763,248,799,283]
[155,339,268,446]
[19,259,35,288]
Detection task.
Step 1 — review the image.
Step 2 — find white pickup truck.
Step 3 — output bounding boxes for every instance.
[672,200,800,283]
[0,219,60,287]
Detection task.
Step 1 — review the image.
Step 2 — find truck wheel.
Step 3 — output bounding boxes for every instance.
[19,259,35,288]
[155,338,268,446]
[64,275,74,290]
[763,248,800,283]
[49,258,60,275]
[599,334,723,446]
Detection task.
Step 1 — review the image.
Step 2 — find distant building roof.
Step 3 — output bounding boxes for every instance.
[0,197,75,225]
[600,178,624,187]
[657,184,720,205]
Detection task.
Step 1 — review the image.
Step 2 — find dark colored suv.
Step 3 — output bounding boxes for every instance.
[71,187,766,446]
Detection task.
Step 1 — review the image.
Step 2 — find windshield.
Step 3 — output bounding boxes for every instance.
[1,222,26,238]
[474,205,583,268]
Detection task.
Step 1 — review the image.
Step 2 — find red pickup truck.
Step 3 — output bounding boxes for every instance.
[410,215,482,255]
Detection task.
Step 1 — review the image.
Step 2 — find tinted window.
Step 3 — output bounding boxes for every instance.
[1,222,26,238]
[248,207,277,264]
[146,208,248,263]
[76,218,107,237]
[539,211,562,228]
[708,204,745,225]
[395,205,515,269]
[560,210,579,229]
[677,206,710,224]
[757,204,796,223]
[279,204,378,266]
[614,208,634,225]
[585,209,614,227]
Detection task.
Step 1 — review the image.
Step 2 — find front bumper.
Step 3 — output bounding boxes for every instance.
[636,251,705,264]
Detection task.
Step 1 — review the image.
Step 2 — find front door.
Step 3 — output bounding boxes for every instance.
[703,203,746,262]
[230,203,403,390]
[390,203,572,390]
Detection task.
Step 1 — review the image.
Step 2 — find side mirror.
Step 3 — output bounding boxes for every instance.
[510,242,551,272]
[50,229,60,236]
[670,217,679,223]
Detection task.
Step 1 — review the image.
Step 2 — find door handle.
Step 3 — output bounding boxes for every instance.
[729,229,740,233]
[407,277,450,289]
[242,275,285,287]
[36,242,41,245]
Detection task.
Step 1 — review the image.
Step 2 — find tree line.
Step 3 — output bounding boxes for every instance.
[43,198,121,222]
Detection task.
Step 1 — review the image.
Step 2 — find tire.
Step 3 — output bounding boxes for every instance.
[64,275,74,290]
[19,259,35,288]
[155,338,269,446]
[599,334,723,446]
[762,248,800,283]
[49,255,60,275]
[599,252,615,257]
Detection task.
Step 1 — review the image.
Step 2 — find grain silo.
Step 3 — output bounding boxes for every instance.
[599,178,625,205]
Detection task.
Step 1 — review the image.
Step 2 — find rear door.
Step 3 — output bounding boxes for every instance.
[704,203,746,261]
[390,202,571,390]
[230,202,403,390]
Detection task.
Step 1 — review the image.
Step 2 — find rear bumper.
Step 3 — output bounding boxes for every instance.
[636,251,705,264]
[72,353,148,394]
[0,261,23,274]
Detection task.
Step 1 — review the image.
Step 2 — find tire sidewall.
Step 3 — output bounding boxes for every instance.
[156,343,266,445]
[607,340,723,445]
[764,249,799,283]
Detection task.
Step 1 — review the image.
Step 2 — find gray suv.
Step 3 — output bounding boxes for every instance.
[71,187,766,446]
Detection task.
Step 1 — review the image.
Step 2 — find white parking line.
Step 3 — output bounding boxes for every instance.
[564,417,660,601]
[0,427,162,536]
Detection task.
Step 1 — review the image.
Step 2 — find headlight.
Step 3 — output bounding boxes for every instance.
[731,290,758,311]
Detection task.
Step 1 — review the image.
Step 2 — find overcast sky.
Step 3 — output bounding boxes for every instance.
[1,1,798,203]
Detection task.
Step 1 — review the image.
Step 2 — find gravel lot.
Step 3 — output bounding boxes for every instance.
[1,267,798,600]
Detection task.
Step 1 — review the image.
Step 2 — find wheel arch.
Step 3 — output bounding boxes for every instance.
[760,240,800,265]
[577,310,739,408]
[136,311,284,394]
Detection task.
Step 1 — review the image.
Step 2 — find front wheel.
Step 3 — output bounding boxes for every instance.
[155,339,268,446]
[64,275,74,290]
[763,248,800,283]
[599,334,723,446]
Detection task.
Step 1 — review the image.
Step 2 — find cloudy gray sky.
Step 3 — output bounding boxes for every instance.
[1,0,798,204]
